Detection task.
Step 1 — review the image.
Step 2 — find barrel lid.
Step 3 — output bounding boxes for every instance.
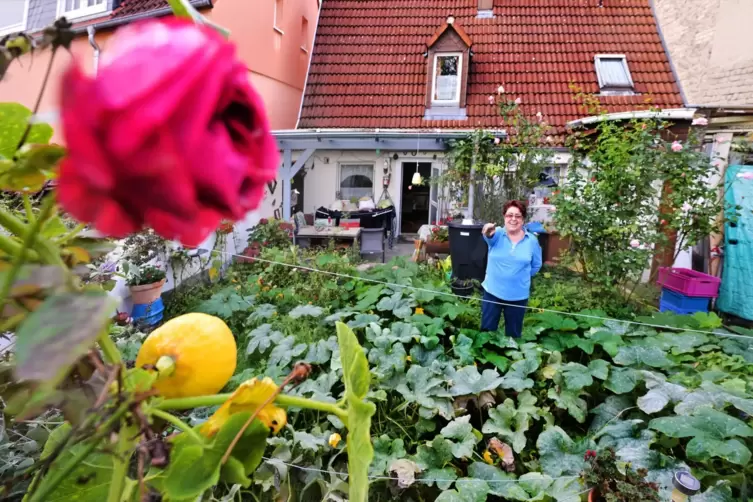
[672,471,701,495]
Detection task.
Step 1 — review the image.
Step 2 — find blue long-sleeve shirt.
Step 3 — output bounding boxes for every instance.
[482,227,542,301]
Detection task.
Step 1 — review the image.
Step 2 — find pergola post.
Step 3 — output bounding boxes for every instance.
[280,148,316,220]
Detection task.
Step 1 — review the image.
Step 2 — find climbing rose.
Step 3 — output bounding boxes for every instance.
[692,117,708,126]
[488,95,495,104]
[671,141,683,152]
[57,18,278,246]
[630,239,641,248]
[682,202,692,212]
[497,85,505,94]
[514,97,522,105]
[494,137,501,145]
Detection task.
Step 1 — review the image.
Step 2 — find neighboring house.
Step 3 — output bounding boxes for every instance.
[0,0,320,132]
[273,0,686,235]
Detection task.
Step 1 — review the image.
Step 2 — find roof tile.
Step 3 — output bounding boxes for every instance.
[299,0,682,131]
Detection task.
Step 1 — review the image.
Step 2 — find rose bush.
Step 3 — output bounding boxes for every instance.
[57,18,278,246]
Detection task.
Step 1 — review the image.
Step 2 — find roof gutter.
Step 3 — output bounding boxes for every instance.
[649,0,688,106]
[295,2,322,128]
[71,0,213,35]
[567,108,697,128]
[274,128,507,140]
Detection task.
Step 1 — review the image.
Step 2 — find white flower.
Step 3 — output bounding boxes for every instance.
[536,111,543,120]
[692,117,708,126]
[497,85,505,94]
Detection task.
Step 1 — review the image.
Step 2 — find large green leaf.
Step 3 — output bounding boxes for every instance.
[414,437,456,489]
[15,291,113,382]
[536,426,595,477]
[547,387,588,423]
[500,350,541,392]
[245,324,284,355]
[588,330,624,357]
[336,322,375,502]
[371,436,407,476]
[675,381,753,416]
[604,366,641,394]
[653,331,710,355]
[435,478,490,502]
[0,103,53,159]
[590,395,633,432]
[439,415,479,459]
[482,391,543,453]
[558,362,593,390]
[368,337,407,380]
[288,304,324,318]
[649,408,753,465]
[449,365,505,396]
[396,364,453,419]
[636,371,688,414]
[613,345,673,368]
[196,287,253,318]
[466,463,518,497]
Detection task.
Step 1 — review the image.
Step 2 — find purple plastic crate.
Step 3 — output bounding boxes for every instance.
[657,267,721,298]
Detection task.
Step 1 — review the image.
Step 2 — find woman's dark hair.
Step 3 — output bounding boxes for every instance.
[503,200,527,218]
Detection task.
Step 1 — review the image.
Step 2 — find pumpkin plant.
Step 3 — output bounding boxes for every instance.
[0,3,375,501]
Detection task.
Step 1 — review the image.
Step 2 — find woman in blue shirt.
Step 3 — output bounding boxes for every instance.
[481,200,542,337]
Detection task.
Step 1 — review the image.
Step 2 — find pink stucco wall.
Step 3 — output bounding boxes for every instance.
[0,0,318,136]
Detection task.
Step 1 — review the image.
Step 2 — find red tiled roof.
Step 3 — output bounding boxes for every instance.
[298,0,684,135]
[111,0,185,19]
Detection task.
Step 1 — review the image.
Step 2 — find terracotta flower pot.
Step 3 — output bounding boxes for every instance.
[425,240,450,255]
[129,279,165,305]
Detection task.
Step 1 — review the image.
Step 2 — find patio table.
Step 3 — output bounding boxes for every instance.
[295,226,361,248]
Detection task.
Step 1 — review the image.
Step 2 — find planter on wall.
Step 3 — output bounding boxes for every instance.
[424,240,450,255]
[129,279,166,305]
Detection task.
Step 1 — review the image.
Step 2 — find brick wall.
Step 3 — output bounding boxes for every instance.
[653,0,753,106]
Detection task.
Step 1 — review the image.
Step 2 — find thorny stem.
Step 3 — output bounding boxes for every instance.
[0,195,56,305]
[150,408,204,445]
[14,47,58,154]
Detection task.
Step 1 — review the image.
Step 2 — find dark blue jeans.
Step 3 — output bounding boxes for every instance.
[480,290,529,338]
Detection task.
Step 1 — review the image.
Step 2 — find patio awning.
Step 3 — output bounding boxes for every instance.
[272,128,506,219]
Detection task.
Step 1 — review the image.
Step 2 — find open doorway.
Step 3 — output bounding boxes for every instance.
[400,162,432,234]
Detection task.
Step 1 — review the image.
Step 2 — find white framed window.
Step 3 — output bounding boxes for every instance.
[273,0,284,34]
[58,0,107,20]
[338,164,374,201]
[594,54,635,93]
[432,53,463,105]
[0,0,28,37]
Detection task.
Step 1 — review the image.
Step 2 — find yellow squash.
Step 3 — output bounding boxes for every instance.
[136,313,237,398]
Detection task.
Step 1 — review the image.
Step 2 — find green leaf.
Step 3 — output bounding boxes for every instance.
[536,426,595,477]
[691,481,735,502]
[267,336,307,368]
[500,351,541,392]
[481,350,510,372]
[654,331,710,355]
[293,430,326,451]
[533,312,579,331]
[396,364,453,419]
[588,359,610,380]
[547,387,588,423]
[415,436,454,471]
[435,478,490,502]
[347,313,381,329]
[588,330,624,357]
[636,371,688,414]
[558,363,593,390]
[604,366,641,394]
[439,415,479,459]
[245,324,284,355]
[453,333,476,365]
[482,391,542,453]
[337,322,371,401]
[376,291,415,319]
[288,304,324,318]
[246,303,276,321]
[433,301,472,320]
[590,395,634,431]
[368,338,407,380]
[220,456,251,488]
[692,311,722,329]
[449,366,505,396]
[686,438,751,465]
[371,436,407,475]
[196,287,253,318]
[0,102,53,159]
[15,291,113,382]
[675,381,753,417]
[613,345,673,368]
[33,423,114,501]
[303,337,338,365]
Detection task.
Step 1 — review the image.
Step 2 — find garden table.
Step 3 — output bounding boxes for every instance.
[295,226,361,248]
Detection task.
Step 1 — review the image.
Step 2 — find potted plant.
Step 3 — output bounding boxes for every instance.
[450,277,476,298]
[582,449,660,502]
[126,264,167,305]
[425,225,450,255]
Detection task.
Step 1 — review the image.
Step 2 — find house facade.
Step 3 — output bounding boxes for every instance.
[0,0,320,133]
[274,0,685,235]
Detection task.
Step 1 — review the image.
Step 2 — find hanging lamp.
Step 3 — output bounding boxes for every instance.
[411,132,422,185]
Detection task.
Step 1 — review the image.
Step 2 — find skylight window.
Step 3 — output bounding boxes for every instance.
[594,55,635,94]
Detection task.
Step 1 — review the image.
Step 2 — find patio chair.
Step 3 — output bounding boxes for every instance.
[360,227,386,263]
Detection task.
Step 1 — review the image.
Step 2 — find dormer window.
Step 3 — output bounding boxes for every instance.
[595,54,635,94]
[432,53,462,105]
[424,16,472,120]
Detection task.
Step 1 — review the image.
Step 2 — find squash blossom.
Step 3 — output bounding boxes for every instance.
[329,433,342,448]
[200,377,287,437]
[483,450,494,465]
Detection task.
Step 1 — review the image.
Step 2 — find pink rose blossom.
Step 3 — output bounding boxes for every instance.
[682,202,692,212]
[514,97,522,105]
[488,95,495,104]
[671,141,683,152]
[497,85,505,94]
[536,111,543,120]
[57,19,278,246]
[494,137,501,145]
[630,239,641,248]
[692,117,708,126]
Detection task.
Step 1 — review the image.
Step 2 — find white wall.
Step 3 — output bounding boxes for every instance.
[107,211,261,314]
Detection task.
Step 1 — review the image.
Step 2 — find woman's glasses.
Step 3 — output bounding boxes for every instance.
[505,213,523,220]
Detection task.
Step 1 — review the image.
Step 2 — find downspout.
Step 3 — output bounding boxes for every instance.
[87,26,100,76]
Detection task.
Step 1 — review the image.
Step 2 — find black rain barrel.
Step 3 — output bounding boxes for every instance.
[448,221,487,282]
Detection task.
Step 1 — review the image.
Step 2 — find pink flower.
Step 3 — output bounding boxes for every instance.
[536,111,543,120]
[57,19,279,246]
[682,202,692,212]
[660,219,667,225]
[514,97,522,105]
[692,117,708,126]
[497,85,505,94]
[546,136,554,143]
[739,172,753,180]
[488,95,495,104]
[671,141,683,152]
[494,137,501,145]
[630,239,641,248]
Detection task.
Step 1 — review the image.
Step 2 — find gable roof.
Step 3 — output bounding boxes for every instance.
[427,19,472,48]
[298,0,683,138]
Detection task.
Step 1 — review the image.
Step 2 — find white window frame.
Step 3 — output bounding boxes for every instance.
[594,54,635,92]
[431,52,463,106]
[57,0,108,20]
[0,0,29,37]
[337,163,375,201]
[273,0,284,34]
